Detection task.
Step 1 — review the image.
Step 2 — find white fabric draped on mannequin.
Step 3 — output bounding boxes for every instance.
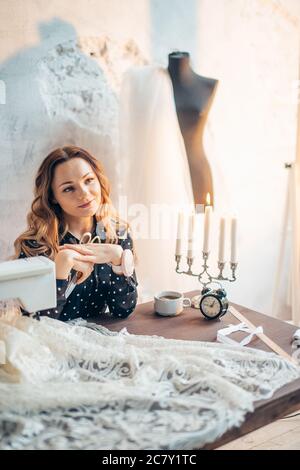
[119,66,201,301]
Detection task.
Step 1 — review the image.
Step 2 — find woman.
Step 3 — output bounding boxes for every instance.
[14,146,138,321]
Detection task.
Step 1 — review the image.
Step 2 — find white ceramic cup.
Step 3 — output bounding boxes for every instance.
[154,290,192,316]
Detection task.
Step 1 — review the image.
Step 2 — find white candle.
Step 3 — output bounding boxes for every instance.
[175,212,184,256]
[187,213,196,258]
[203,193,212,253]
[218,217,226,263]
[230,217,237,263]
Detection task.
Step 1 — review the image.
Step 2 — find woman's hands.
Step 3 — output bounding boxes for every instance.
[55,246,97,284]
[59,243,123,266]
[56,243,123,285]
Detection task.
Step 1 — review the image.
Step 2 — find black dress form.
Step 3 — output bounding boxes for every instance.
[168,52,218,209]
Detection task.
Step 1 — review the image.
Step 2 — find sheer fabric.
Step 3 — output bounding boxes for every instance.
[272,162,300,324]
[288,161,300,324]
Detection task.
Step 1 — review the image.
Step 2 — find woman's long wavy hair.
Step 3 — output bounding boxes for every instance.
[14,146,132,260]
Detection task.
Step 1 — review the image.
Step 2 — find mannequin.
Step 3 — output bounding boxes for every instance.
[168,52,218,209]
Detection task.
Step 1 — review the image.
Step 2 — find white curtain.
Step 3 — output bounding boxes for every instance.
[272,163,300,324]
[289,40,300,324]
[272,41,300,324]
[289,43,300,323]
[272,85,300,326]
[292,55,300,323]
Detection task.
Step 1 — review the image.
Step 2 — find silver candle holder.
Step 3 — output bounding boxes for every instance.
[175,252,238,306]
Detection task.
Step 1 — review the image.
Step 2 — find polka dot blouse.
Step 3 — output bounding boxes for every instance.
[19,229,138,322]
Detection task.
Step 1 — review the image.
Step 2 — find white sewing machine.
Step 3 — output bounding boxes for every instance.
[0,257,56,313]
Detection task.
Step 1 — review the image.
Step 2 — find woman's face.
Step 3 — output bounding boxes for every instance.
[51,158,102,218]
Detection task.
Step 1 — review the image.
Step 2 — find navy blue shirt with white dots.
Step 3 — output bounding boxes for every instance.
[19,229,138,322]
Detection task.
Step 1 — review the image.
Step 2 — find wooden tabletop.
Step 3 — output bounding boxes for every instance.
[95,291,300,449]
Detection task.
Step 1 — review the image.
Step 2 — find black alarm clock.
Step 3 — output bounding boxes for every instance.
[199,286,228,320]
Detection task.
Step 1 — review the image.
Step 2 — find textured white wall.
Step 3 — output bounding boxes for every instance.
[0,0,299,315]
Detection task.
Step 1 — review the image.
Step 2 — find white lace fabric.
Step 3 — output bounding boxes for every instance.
[0,312,299,450]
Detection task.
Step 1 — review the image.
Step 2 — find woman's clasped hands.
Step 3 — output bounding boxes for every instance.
[55,243,123,284]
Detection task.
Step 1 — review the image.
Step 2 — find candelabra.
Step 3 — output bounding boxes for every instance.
[175,251,238,307]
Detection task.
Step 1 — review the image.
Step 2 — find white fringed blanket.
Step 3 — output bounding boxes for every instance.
[0,313,299,450]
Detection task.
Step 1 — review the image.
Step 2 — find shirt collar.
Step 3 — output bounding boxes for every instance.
[62,224,107,244]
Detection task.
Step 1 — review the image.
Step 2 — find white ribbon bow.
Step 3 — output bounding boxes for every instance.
[217,322,263,347]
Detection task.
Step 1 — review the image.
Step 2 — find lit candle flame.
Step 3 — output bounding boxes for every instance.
[206,193,211,206]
